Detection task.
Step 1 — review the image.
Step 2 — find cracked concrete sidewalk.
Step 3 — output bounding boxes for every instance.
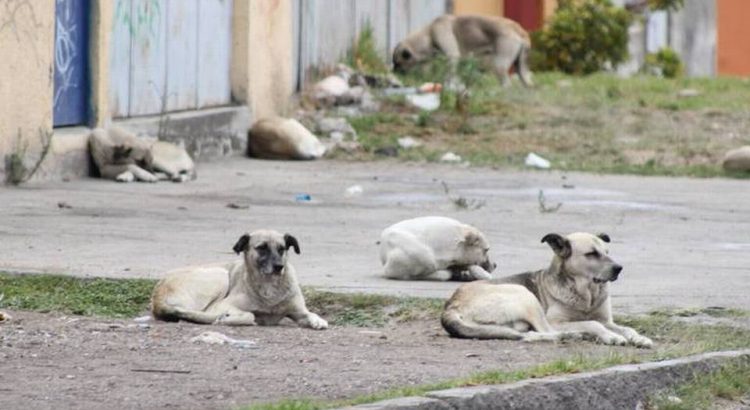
[1,158,748,314]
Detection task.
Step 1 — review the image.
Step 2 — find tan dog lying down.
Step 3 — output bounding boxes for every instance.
[442,232,653,347]
[378,216,496,281]
[89,127,195,182]
[151,230,327,329]
[248,117,326,160]
[392,14,533,86]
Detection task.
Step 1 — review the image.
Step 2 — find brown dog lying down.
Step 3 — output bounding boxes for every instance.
[89,127,196,182]
[442,232,653,347]
[151,230,327,329]
[248,117,326,160]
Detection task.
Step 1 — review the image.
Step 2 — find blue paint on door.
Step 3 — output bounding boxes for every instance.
[53,0,90,127]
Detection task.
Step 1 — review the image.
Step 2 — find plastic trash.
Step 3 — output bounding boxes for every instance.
[525,152,551,169]
[406,93,440,111]
[295,194,312,202]
[440,152,462,163]
[344,185,364,197]
[190,331,257,349]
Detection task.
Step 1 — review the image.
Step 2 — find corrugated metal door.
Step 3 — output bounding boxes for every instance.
[54,0,90,127]
[110,0,233,118]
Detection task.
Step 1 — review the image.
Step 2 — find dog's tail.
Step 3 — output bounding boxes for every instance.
[513,44,534,88]
[441,309,523,340]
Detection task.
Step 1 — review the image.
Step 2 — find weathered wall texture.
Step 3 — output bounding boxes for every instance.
[293,0,448,89]
[232,0,293,121]
[670,0,716,77]
[0,1,55,182]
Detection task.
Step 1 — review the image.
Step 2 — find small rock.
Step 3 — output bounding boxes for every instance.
[525,152,551,169]
[465,353,480,358]
[315,117,357,140]
[722,146,750,172]
[313,75,349,99]
[133,315,151,323]
[226,203,249,210]
[440,152,462,163]
[666,395,683,404]
[344,185,364,197]
[406,93,440,111]
[0,311,11,323]
[374,146,399,157]
[397,136,422,149]
[57,202,73,209]
[677,88,701,98]
[190,331,257,349]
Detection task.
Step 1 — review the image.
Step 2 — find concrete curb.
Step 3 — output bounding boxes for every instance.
[339,350,750,410]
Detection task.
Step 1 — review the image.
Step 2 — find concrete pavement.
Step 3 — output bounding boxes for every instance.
[1,158,748,314]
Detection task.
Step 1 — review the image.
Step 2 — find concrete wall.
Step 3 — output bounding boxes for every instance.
[670,0,716,77]
[0,1,55,183]
[0,0,293,183]
[232,0,294,120]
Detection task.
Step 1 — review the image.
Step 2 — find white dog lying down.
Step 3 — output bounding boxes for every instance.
[378,216,496,281]
[151,230,327,329]
[89,127,195,182]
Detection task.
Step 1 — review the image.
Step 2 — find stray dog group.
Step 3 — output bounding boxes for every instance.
[149,216,651,349]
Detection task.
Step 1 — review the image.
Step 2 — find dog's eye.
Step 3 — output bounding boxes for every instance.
[585,251,600,259]
[277,246,285,254]
[255,244,268,252]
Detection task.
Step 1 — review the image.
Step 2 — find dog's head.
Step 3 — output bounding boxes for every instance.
[461,227,497,273]
[233,230,300,276]
[541,232,622,284]
[392,43,420,73]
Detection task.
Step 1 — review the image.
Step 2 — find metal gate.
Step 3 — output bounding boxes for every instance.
[53,0,90,127]
[110,0,233,118]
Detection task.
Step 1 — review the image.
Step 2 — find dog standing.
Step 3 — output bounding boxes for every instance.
[442,232,652,347]
[392,14,533,87]
[151,230,327,329]
[378,216,496,281]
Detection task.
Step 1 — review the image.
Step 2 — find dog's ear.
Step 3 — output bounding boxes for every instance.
[233,234,251,255]
[462,230,483,248]
[541,233,572,258]
[284,234,300,255]
[597,233,611,243]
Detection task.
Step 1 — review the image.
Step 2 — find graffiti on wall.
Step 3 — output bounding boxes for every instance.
[53,0,77,108]
[115,0,162,40]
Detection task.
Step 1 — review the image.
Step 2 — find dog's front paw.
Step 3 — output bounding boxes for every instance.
[600,333,628,346]
[116,171,135,182]
[215,312,256,326]
[306,313,328,330]
[629,334,653,349]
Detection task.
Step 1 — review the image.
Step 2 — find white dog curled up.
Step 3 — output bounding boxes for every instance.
[378,216,496,281]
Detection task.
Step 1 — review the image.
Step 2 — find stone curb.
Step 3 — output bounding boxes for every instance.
[338,349,750,410]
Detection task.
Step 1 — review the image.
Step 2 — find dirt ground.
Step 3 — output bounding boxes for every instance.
[0,310,654,410]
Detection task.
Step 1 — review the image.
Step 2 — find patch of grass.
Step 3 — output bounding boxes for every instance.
[302,289,443,327]
[245,312,750,410]
[649,307,750,319]
[0,272,156,317]
[336,72,750,178]
[646,363,750,410]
